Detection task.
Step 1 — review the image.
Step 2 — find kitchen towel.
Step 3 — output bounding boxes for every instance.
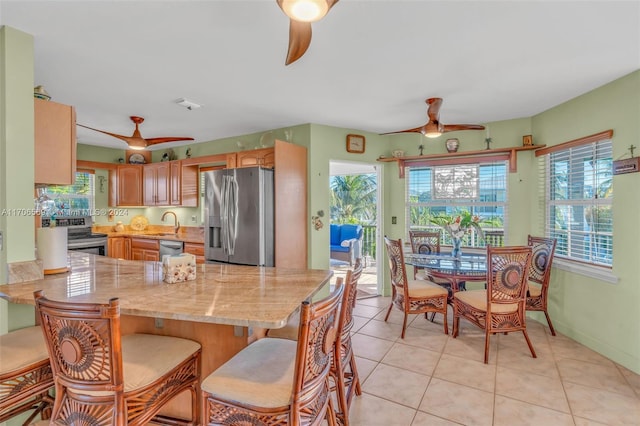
[162,253,196,284]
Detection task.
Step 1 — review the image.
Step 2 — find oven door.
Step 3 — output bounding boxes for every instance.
[68,239,107,256]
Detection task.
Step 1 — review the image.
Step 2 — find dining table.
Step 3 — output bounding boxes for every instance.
[404,251,488,296]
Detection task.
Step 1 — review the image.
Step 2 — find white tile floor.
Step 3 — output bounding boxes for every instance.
[345,295,640,425]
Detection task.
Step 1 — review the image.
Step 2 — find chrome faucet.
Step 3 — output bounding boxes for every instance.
[161,211,180,234]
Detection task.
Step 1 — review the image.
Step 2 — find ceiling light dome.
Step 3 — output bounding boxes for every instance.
[422,122,443,138]
[281,0,329,23]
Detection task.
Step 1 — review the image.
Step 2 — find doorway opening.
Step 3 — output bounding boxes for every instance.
[329,160,382,298]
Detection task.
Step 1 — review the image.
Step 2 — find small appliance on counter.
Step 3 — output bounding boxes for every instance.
[41,216,108,256]
[37,226,69,274]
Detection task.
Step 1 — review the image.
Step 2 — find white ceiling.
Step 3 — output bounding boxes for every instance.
[2,1,639,151]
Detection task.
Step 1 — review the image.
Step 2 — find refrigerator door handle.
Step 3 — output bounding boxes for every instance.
[220,175,230,255]
[227,176,239,256]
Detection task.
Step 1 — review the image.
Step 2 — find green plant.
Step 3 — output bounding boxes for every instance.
[429,210,485,241]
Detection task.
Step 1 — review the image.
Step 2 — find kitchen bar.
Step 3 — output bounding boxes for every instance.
[0,252,332,384]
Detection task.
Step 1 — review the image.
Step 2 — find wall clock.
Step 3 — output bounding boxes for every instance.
[346,134,366,153]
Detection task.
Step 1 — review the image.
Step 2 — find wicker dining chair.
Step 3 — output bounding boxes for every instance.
[0,326,54,425]
[408,230,441,279]
[201,281,344,426]
[34,290,202,426]
[452,245,534,364]
[265,260,363,425]
[526,235,558,335]
[384,236,449,338]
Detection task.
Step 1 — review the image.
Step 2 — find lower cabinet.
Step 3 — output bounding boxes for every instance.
[184,242,205,264]
[108,236,130,259]
[130,237,160,261]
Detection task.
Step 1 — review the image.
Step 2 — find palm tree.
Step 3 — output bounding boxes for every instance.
[330,174,376,224]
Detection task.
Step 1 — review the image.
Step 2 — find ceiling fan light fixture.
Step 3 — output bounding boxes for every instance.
[423,122,443,138]
[281,0,329,22]
[127,141,147,150]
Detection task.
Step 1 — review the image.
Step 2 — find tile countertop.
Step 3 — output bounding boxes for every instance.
[0,252,332,329]
[94,225,205,244]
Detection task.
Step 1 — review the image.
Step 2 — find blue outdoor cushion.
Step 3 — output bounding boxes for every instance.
[340,224,362,241]
[330,224,341,246]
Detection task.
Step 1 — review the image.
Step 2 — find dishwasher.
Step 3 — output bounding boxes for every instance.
[159,240,184,259]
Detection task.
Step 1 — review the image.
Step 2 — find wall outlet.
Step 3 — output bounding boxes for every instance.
[154,318,164,329]
[392,216,397,224]
[191,215,197,222]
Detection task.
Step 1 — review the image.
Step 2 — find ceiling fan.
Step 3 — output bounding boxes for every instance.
[77,116,194,150]
[276,0,339,65]
[383,98,485,138]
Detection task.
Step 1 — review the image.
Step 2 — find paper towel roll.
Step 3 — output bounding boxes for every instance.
[37,227,69,274]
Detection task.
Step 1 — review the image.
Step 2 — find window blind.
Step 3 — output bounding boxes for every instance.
[405,160,508,247]
[540,137,613,266]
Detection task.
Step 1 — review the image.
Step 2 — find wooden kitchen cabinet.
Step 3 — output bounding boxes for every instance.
[130,237,159,261]
[184,242,205,264]
[35,98,77,184]
[115,165,143,206]
[108,236,130,259]
[236,148,275,169]
[170,161,199,207]
[143,162,170,205]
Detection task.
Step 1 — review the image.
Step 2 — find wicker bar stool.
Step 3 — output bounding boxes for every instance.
[266,261,364,425]
[34,290,202,426]
[0,326,54,425]
[201,281,344,426]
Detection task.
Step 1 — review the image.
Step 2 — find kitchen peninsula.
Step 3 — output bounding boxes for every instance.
[0,252,332,379]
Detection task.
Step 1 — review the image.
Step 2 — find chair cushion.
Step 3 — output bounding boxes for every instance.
[454,290,518,313]
[0,326,49,374]
[528,283,542,297]
[76,333,201,396]
[340,224,362,242]
[266,309,300,341]
[330,224,341,246]
[201,338,297,409]
[407,279,448,298]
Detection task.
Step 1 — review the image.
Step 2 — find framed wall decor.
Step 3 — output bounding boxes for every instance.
[523,135,533,146]
[346,134,366,153]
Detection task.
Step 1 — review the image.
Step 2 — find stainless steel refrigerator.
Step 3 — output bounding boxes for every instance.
[204,167,274,266]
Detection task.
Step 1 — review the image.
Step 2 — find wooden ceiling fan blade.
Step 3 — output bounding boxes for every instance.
[442,124,486,132]
[285,19,312,65]
[77,123,135,144]
[145,137,195,146]
[380,124,427,135]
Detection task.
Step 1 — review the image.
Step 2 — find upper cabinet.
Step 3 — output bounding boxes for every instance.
[35,99,77,184]
[143,162,170,206]
[114,165,143,206]
[105,161,199,207]
[235,147,275,169]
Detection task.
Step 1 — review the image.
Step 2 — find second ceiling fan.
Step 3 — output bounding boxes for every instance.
[383,97,485,138]
[276,0,339,65]
[78,116,194,150]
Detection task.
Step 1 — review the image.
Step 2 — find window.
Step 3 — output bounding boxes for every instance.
[538,131,613,266]
[406,160,508,247]
[39,171,95,216]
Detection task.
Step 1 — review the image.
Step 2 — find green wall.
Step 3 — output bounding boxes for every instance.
[0,27,38,338]
[529,70,640,373]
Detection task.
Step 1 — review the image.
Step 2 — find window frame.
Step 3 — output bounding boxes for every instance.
[405,158,509,248]
[536,130,614,269]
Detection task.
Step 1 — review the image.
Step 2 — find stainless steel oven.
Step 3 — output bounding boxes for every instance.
[41,216,108,256]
